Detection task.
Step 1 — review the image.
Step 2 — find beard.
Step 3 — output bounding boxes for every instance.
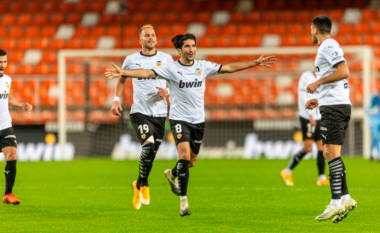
[312,34,318,44]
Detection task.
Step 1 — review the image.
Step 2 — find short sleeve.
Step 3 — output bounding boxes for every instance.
[321,41,346,67]
[204,61,222,77]
[166,54,174,63]
[121,56,130,70]
[152,62,171,81]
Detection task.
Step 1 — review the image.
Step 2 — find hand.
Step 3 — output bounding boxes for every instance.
[111,101,123,116]
[305,99,319,110]
[256,54,276,68]
[309,115,316,126]
[306,81,320,93]
[23,102,32,113]
[156,87,168,99]
[105,63,122,79]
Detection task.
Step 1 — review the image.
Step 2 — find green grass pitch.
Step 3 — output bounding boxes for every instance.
[0,158,379,232]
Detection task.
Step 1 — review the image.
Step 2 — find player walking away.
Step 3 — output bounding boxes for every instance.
[281,70,330,186]
[366,91,380,160]
[0,49,33,205]
[306,16,356,223]
[110,25,172,210]
[105,33,276,216]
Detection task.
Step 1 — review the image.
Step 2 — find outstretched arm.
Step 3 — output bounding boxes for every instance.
[105,63,156,79]
[219,54,276,74]
[8,95,32,113]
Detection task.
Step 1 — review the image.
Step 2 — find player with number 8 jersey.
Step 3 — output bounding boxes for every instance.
[110,25,173,210]
[106,33,276,216]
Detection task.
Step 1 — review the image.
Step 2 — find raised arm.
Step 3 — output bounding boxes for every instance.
[105,63,156,79]
[307,62,349,93]
[219,54,276,74]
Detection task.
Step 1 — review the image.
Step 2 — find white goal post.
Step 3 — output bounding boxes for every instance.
[58,46,374,159]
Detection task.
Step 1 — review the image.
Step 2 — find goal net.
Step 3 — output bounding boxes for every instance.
[56,46,375,160]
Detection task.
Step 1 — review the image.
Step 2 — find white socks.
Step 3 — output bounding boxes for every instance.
[318,174,327,181]
[180,196,187,201]
[330,199,342,207]
[341,194,351,202]
[284,168,292,174]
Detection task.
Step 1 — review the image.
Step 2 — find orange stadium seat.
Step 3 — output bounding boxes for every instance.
[18,14,33,25]
[355,22,370,33]
[209,110,226,120]
[147,12,162,23]
[297,10,311,21]
[281,35,297,46]
[246,36,262,47]
[123,26,139,37]
[196,12,212,23]
[17,65,33,75]
[237,24,255,35]
[91,2,106,12]
[263,11,278,22]
[27,3,41,13]
[329,9,343,21]
[156,25,171,37]
[288,24,304,34]
[105,26,121,36]
[99,15,113,25]
[7,50,24,63]
[74,27,90,37]
[11,3,24,13]
[254,1,269,10]
[172,1,187,11]
[81,38,98,49]
[279,11,294,21]
[231,36,248,47]
[206,25,221,36]
[34,63,51,75]
[272,0,286,9]
[130,13,146,25]
[246,109,262,119]
[334,35,347,45]
[42,2,57,12]
[25,26,40,37]
[371,21,380,33]
[32,37,51,49]
[139,2,154,11]
[2,14,17,25]
[5,64,17,74]
[254,25,270,35]
[197,35,214,47]
[346,35,363,45]
[0,4,9,13]
[223,24,237,36]
[228,109,244,120]
[75,2,89,12]
[66,14,82,24]
[362,9,377,21]
[72,110,85,121]
[49,39,66,50]
[230,12,245,23]
[34,14,49,25]
[246,12,261,22]
[156,2,171,11]
[41,51,57,63]
[365,34,379,45]
[66,38,82,49]
[16,38,33,50]
[67,64,85,74]
[338,23,353,34]
[20,112,36,125]
[60,3,74,13]
[171,24,187,35]
[40,111,55,123]
[90,26,106,37]
[51,14,65,25]
[164,12,179,24]
[271,23,287,34]
[9,26,24,38]
[263,109,277,118]
[41,26,57,37]
[298,35,311,46]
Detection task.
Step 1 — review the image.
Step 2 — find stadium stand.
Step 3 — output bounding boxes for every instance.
[2,0,377,124]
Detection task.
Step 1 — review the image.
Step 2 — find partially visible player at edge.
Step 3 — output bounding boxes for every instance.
[110,25,172,210]
[0,49,33,205]
[105,33,276,217]
[306,16,357,223]
[281,70,329,186]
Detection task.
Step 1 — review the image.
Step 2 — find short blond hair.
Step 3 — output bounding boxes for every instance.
[139,24,154,37]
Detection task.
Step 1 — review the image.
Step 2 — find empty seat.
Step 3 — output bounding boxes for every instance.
[42,2,57,12]
[25,26,40,37]
[32,37,50,49]
[60,3,74,13]
[27,3,41,13]
[66,14,82,24]
[18,14,33,25]
[2,14,17,25]
[34,14,49,25]
[9,26,24,37]
[50,14,65,25]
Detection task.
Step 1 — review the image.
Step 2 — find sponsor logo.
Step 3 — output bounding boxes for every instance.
[332,56,342,62]
[135,63,141,67]
[177,162,183,170]
[344,83,348,89]
[194,140,202,143]
[0,92,9,99]
[177,71,183,76]
[332,51,338,56]
[156,61,162,67]
[316,66,320,72]
[177,134,182,139]
[141,134,146,139]
[196,68,202,76]
[4,170,9,175]
[6,82,9,89]
[4,135,16,139]
[156,138,163,142]
[328,46,333,48]
[179,79,202,88]
[321,134,327,140]
[320,127,327,131]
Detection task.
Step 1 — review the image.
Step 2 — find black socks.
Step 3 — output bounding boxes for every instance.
[317,150,325,176]
[328,157,345,200]
[177,160,189,196]
[136,143,155,189]
[287,150,307,170]
[4,160,17,194]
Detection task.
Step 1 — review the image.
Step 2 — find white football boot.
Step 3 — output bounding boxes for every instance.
[315,204,346,223]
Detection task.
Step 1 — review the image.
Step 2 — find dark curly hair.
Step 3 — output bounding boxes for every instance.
[171,33,196,49]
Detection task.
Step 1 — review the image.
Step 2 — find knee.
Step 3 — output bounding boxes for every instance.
[6,152,17,161]
[189,159,196,167]
[303,145,312,153]
[142,143,155,162]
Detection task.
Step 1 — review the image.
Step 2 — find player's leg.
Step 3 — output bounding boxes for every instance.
[130,113,156,209]
[281,117,312,186]
[2,146,20,205]
[176,141,191,216]
[315,139,329,185]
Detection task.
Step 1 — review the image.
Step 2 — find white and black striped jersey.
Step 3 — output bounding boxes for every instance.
[298,71,321,120]
[0,74,12,130]
[152,60,222,124]
[122,51,173,117]
[314,38,351,106]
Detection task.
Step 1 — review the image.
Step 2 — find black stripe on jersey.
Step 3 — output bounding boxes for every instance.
[217,65,223,73]
[332,60,345,68]
[151,69,158,76]
[140,51,157,57]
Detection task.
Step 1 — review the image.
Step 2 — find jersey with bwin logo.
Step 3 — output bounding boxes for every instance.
[0,74,12,130]
[122,51,173,117]
[153,60,222,124]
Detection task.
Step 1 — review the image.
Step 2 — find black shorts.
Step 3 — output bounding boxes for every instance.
[130,113,166,151]
[169,119,205,155]
[300,116,322,141]
[0,127,17,150]
[320,104,351,145]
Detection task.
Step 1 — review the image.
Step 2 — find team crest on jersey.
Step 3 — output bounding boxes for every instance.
[196,68,202,76]
[141,134,146,139]
[315,54,318,59]
[5,82,9,89]
[156,61,162,67]
[307,133,312,138]
[177,134,182,139]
